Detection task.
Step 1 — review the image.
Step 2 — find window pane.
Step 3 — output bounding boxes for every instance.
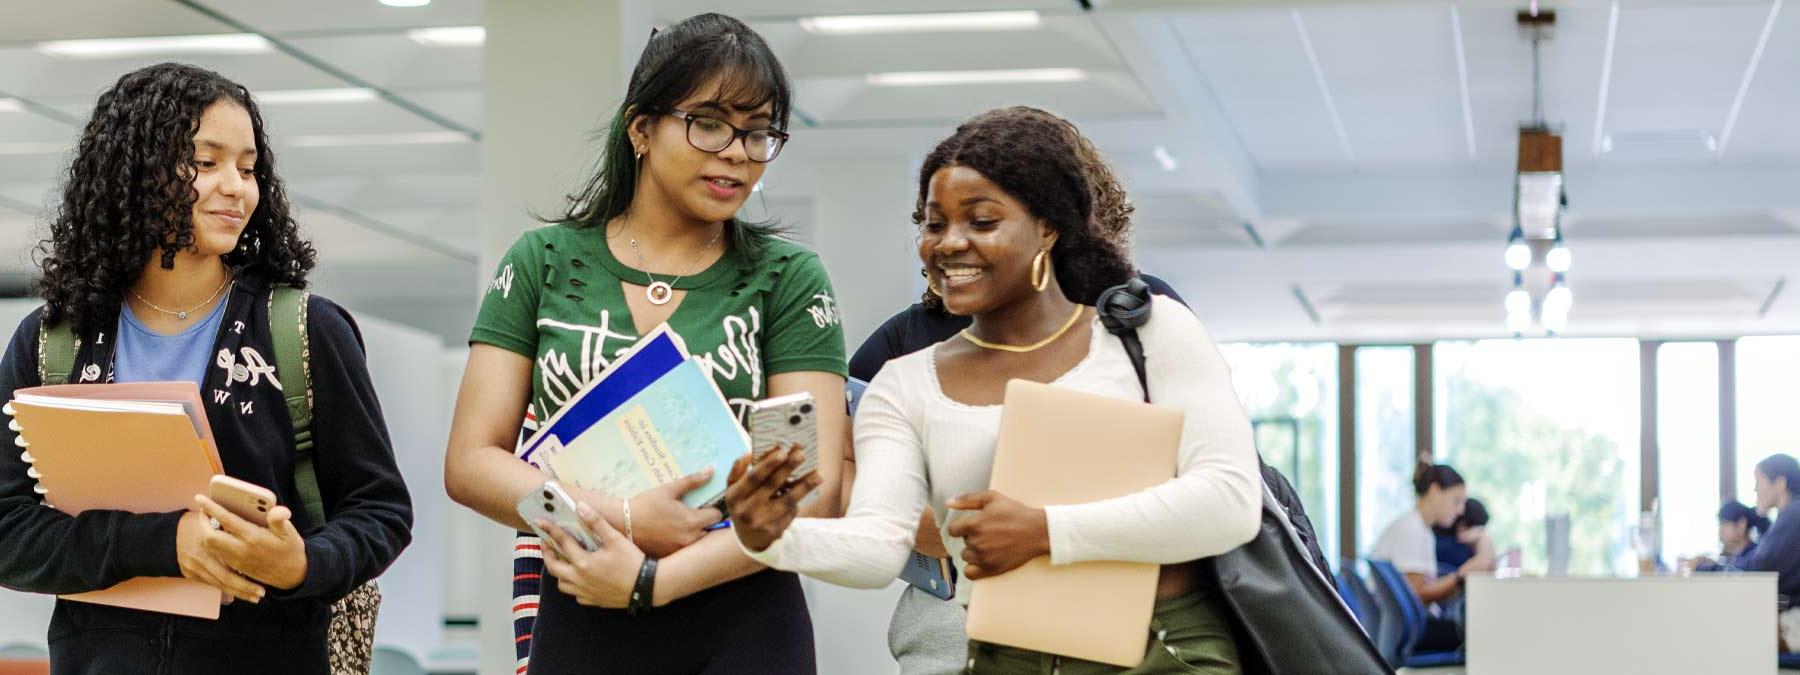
[1658,342,1721,564]
[1357,346,1416,555]
[1737,337,1800,503]
[1220,343,1340,560]
[1434,339,1640,575]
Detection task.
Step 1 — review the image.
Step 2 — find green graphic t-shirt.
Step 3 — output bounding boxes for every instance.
[470,222,848,435]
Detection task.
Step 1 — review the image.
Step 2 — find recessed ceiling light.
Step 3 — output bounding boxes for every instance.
[288,131,470,147]
[0,99,22,113]
[800,11,1040,35]
[865,68,1086,87]
[407,26,484,47]
[0,142,68,155]
[381,0,431,6]
[37,33,270,59]
[257,88,378,105]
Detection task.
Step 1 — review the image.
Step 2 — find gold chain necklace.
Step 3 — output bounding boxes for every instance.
[627,223,723,306]
[129,276,231,321]
[959,305,1087,353]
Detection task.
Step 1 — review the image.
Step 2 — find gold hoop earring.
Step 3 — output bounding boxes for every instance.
[1030,249,1051,292]
[922,266,942,297]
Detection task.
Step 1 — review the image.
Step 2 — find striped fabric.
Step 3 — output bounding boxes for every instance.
[513,415,543,673]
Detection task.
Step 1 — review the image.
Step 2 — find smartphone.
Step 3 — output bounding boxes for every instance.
[898,550,956,601]
[749,392,819,482]
[516,480,600,554]
[209,475,278,526]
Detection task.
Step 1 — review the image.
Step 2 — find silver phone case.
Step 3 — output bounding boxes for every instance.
[748,392,820,483]
[516,480,600,553]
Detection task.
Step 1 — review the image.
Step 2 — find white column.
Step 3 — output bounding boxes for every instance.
[477,2,630,673]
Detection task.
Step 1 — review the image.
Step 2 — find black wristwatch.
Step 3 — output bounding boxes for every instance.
[627,556,658,615]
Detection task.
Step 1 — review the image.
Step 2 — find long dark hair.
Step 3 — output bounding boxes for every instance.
[1718,501,1770,538]
[1757,454,1800,496]
[912,107,1134,306]
[34,62,313,336]
[551,13,790,251]
[1413,464,1465,496]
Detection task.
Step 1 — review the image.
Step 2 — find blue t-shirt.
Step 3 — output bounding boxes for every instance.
[1435,530,1476,576]
[113,299,228,386]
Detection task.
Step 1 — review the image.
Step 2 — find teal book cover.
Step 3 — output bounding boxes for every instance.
[541,358,748,508]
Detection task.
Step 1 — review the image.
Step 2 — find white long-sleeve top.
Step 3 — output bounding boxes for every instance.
[740,295,1262,600]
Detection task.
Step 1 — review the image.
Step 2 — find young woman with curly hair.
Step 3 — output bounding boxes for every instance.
[0,63,413,674]
[845,107,1192,675]
[726,108,1260,673]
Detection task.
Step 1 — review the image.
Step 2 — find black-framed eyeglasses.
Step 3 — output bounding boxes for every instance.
[668,110,789,163]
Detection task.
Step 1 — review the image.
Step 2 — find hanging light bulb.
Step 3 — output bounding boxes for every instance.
[1541,277,1572,333]
[1546,232,1571,272]
[1508,308,1532,334]
[1505,224,1531,271]
[1505,288,1531,316]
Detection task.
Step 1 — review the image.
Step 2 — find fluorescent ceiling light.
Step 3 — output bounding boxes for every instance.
[288,131,470,147]
[800,11,1040,35]
[381,0,431,6]
[0,99,22,113]
[866,68,1086,87]
[407,26,485,47]
[257,88,378,105]
[0,142,68,155]
[37,33,269,59]
[1153,146,1178,172]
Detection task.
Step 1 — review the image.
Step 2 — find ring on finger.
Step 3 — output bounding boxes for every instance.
[209,517,222,530]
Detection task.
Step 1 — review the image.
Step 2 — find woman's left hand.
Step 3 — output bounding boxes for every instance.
[945,490,1050,580]
[194,495,309,591]
[540,501,646,609]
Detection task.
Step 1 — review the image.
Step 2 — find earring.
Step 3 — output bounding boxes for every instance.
[922,266,941,297]
[1030,249,1051,292]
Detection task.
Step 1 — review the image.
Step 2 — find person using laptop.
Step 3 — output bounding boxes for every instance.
[1732,454,1800,650]
[843,106,1191,675]
[1372,464,1479,652]
[724,107,1263,673]
[0,63,414,675]
[444,14,848,674]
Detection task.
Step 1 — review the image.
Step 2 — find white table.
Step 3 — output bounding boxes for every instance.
[1465,574,1778,675]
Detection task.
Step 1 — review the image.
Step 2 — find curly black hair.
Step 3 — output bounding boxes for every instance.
[33,62,315,335]
[912,107,1135,307]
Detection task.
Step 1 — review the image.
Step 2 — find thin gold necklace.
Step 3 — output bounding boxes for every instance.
[130,276,231,321]
[960,305,1087,353]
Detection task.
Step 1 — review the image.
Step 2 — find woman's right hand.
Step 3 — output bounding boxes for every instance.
[570,471,722,559]
[724,445,820,553]
[176,509,266,604]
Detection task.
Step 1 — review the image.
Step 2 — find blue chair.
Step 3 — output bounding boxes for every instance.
[1336,558,1383,640]
[371,646,426,675]
[0,643,46,659]
[1780,652,1800,670]
[1366,559,1464,669]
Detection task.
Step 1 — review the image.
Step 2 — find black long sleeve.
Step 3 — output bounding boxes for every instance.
[0,310,186,595]
[272,298,413,601]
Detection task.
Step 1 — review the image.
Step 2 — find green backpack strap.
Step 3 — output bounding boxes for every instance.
[38,317,79,386]
[269,287,325,527]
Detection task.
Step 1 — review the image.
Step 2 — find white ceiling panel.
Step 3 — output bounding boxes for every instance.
[283,34,481,90]
[1601,5,1770,151]
[1713,2,1800,160]
[0,0,225,42]
[195,0,481,36]
[1170,10,1347,168]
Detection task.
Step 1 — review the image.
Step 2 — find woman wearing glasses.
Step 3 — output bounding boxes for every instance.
[445,13,848,674]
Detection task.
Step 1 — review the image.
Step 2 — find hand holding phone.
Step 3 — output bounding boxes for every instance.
[209,475,278,527]
[749,392,820,481]
[517,480,601,554]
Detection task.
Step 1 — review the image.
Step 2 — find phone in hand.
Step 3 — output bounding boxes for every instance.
[209,475,278,526]
[516,480,600,555]
[748,392,820,483]
[898,549,956,601]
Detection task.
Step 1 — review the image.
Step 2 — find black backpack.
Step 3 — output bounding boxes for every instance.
[1097,278,1392,675]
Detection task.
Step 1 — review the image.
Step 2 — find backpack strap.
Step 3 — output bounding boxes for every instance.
[38,318,79,386]
[270,287,325,527]
[1096,278,1154,403]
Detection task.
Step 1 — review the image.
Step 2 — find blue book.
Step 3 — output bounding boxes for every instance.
[527,326,749,509]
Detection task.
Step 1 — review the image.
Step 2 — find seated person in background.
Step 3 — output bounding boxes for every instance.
[1689,501,1766,573]
[1434,497,1495,578]
[1373,464,1482,652]
[1735,454,1800,651]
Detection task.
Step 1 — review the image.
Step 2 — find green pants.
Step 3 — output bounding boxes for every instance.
[964,590,1240,674]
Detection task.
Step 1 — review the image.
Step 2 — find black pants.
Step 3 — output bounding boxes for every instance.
[47,598,330,675]
[1417,617,1463,652]
[528,568,816,674]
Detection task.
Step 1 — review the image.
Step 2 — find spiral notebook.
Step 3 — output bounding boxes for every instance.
[7,382,224,619]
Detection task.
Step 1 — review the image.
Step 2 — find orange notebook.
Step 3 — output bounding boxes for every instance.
[963,379,1184,668]
[7,382,224,620]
